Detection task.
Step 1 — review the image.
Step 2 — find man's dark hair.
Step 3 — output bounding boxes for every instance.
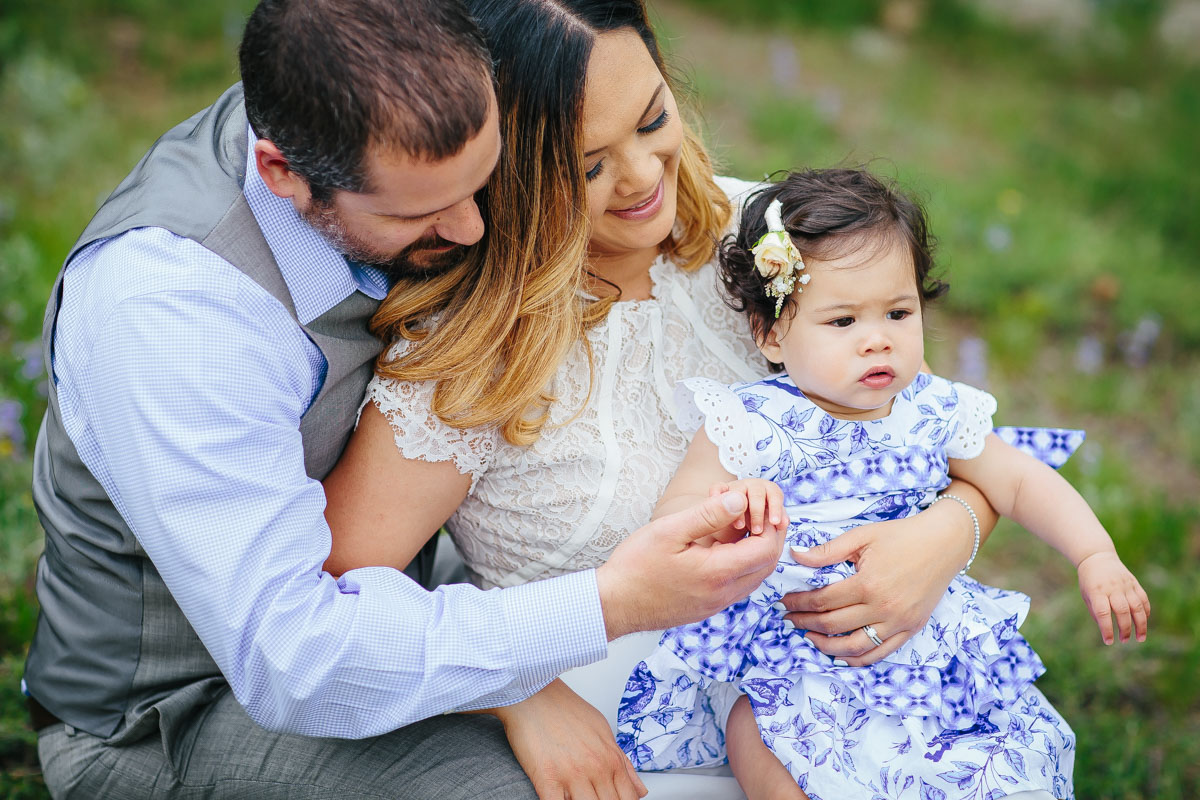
[719,167,948,356]
[239,0,492,204]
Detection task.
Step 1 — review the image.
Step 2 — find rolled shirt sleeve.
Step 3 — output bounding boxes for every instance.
[54,229,608,737]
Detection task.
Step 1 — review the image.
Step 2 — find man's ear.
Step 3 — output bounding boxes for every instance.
[253,139,311,203]
[757,321,784,364]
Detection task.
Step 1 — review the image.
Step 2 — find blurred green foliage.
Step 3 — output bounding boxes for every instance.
[1,0,1197,797]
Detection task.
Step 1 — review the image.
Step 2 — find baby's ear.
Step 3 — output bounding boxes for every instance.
[757,322,784,364]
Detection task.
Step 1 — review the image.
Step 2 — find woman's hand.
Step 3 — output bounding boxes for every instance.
[489,679,647,800]
[779,482,997,666]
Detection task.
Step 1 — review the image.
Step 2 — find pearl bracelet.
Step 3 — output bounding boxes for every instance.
[933,492,980,574]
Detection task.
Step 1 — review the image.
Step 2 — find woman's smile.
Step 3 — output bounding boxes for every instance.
[609,178,664,221]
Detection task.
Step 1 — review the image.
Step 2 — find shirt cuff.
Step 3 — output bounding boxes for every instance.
[499,568,608,693]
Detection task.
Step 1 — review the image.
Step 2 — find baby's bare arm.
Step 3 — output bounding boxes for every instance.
[653,429,738,520]
[655,431,787,536]
[950,434,1150,643]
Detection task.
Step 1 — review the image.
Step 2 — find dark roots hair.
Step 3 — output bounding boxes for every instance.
[239,0,492,204]
[718,167,948,352]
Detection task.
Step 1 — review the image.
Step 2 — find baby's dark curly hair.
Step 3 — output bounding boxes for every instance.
[719,167,947,365]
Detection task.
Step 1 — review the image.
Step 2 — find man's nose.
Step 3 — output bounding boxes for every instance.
[433,195,485,247]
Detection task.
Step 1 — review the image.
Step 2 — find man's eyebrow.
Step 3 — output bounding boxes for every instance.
[376,147,500,220]
[583,83,666,159]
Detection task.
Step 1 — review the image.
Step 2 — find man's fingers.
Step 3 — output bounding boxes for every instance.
[662,491,747,545]
[716,525,786,580]
[789,528,865,568]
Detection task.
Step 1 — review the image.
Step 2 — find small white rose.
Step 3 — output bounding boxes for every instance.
[752,231,794,279]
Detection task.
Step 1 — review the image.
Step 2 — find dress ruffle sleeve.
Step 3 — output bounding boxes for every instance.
[946,379,1086,468]
[675,377,764,478]
[361,340,498,492]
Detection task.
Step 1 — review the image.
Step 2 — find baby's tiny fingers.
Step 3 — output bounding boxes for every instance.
[747,484,767,534]
[1090,596,1114,645]
[767,484,785,526]
[1130,591,1150,642]
[1110,593,1133,643]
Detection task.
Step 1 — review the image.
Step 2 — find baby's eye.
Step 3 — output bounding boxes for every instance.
[887,310,911,321]
[828,316,854,328]
[585,160,605,182]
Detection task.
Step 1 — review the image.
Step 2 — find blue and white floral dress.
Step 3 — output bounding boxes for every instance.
[617,372,1081,800]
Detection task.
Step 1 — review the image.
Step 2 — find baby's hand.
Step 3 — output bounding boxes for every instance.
[1076,551,1150,645]
[708,479,788,535]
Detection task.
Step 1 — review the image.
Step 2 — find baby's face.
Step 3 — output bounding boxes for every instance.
[758,238,925,421]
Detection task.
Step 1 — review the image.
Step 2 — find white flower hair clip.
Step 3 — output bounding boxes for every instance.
[751,198,809,317]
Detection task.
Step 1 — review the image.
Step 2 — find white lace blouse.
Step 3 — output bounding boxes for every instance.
[364,177,769,589]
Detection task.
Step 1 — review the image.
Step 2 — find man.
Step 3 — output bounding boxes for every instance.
[25,1,783,796]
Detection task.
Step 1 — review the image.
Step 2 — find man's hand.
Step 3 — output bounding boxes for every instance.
[708,478,788,536]
[597,492,785,640]
[490,680,646,800]
[779,502,973,666]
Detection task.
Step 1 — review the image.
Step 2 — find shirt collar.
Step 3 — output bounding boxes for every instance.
[242,128,389,324]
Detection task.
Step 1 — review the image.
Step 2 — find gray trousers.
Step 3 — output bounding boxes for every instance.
[37,687,536,799]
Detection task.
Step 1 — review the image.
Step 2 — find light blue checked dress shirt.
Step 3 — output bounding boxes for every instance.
[49,131,608,737]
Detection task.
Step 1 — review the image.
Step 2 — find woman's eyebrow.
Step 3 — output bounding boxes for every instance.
[583,83,666,158]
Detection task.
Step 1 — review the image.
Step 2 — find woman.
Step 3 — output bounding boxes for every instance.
[324,2,999,798]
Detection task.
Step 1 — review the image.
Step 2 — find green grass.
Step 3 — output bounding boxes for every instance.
[2,1,1197,796]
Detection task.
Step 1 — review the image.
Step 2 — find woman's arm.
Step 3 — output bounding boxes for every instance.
[781,477,999,665]
[323,401,472,576]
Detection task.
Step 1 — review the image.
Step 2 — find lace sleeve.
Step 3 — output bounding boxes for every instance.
[674,378,760,478]
[946,381,999,460]
[360,341,497,492]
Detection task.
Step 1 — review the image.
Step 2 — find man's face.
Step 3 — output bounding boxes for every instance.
[295,96,501,277]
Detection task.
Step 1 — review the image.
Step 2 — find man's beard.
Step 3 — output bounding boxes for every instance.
[300,200,467,278]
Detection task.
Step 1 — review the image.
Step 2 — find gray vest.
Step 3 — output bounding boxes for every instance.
[25,83,434,739]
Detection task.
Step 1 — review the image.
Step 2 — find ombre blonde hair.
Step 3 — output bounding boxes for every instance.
[371,0,730,446]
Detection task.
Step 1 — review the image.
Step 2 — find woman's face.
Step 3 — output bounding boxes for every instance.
[581,28,684,265]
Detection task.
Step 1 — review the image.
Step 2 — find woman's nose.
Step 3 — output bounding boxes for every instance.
[613,147,662,199]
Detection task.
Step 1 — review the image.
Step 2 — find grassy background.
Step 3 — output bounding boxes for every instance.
[1,0,1196,797]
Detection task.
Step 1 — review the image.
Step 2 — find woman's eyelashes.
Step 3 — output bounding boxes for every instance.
[584,110,671,183]
[638,109,670,134]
